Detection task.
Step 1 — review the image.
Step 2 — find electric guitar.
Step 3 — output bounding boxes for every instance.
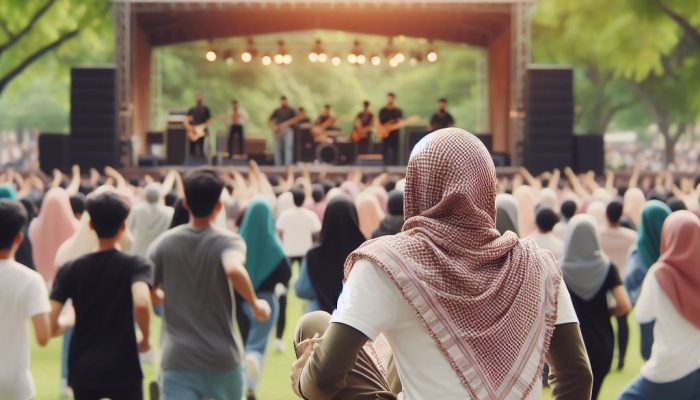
[351,122,373,142]
[310,116,338,142]
[184,113,227,142]
[376,115,422,139]
[270,113,307,138]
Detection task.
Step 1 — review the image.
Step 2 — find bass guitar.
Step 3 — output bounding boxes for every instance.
[376,115,422,139]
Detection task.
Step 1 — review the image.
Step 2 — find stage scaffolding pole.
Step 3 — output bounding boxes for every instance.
[113,0,133,167]
[510,0,534,167]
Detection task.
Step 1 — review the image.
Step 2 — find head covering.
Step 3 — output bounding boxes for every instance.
[394,178,406,193]
[654,211,700,330]
[340,181,360,199]
[144,183,161,204]
[127,198,174,258]
[496,193,520,236]
[560,215,611,301]
[276,191,295,218]
[325,187,345,202]
[240,197,286,289]
[28,188,78,283]
[624,188,646,227]
[592,188,612,205]
[636,200,671,269]
[373,190,405,239]
[387,190,404,217]
[355,192,385,239]
[365,186,389,212]
[0,183,17,199]
[513,185,537,237]
[345,128,561,399]
[306,196,366,313]
[537,188,559,212]
[54,187,133,267]
[586,200,607,228]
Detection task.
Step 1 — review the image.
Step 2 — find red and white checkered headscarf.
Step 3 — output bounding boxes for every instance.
[345,128,562,399]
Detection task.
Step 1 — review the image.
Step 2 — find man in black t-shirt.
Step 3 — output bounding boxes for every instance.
[378,93,403,165]
[186,93,212,159]
[429,98,455,132]
[268,96,297,165]
[49,192,152,400]
[353,100,374,154]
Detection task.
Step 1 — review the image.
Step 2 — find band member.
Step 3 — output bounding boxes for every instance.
[353,101,374,154]
[429,98,455,132]
[185,93,212,158]
[314,104,334,126]
[268,96,297,165]
[228,99,248,156]
[378,92,403,165]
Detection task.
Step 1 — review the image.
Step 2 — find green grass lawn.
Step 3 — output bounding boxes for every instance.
[31,287,643,399]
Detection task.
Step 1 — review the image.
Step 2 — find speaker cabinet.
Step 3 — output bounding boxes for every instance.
[69,66,118,170]
[524,66,574,174]
[39,134,70,174]
[574,135,605,175]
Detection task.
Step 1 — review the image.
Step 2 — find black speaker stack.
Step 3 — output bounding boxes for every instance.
[574,134,605,175]
[524,66,575,174]
[38,134,70,174]
[69,66,119,170]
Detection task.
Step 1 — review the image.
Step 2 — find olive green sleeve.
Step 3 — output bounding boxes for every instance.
[546,322,594,400]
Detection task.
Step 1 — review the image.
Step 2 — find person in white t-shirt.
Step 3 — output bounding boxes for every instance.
[618,211,700,400]
[290,129,593,400]
[275,187,321,350]
[529,207,564,262]
[0,199,52,400]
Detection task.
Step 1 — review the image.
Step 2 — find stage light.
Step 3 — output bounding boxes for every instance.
[309,39,325,63]
[331,55,342,66]
[426,50,438,63]
[395,52,406,63]
[223,50,235,66]
[318,53,328,63]
[357,54,366,65]
[205,50,217,62]
[409,57,418,66]
[347,54,358,64]
[274,54,284,64]
[308,52,318,62]
[370,54,381,66]
[262,54,272,66]
[389,58,399,68]
[241,51,253,63]
[348,39,364,66]
[283,54,292,65]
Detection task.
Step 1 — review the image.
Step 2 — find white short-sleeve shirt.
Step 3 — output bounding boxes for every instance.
[0,260,50,400]
[276,207,321,258]
[635,272,700,382]
[332,259,577,400]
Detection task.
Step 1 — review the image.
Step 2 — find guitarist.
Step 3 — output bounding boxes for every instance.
[378,92,403,165]
[268,95,297,165]
[353,100,374,154]
[184,93,212,158]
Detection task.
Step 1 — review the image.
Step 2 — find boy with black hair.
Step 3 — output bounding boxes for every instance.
[276,187,321,351]
[69,193,86,220]
[0,199,51,400]
[148,169,270,399]
[49,191,152,400]
[553,199,578,240]
[529,207,564,262]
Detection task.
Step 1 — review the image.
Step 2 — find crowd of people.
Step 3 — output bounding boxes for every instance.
[0,128,699,400]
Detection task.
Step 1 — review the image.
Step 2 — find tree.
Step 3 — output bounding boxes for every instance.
[532,0,700,165]
[0,0,108,96]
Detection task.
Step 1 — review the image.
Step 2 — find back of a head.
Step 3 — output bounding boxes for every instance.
[387,190,404,217]
[535,208,559,233]
[384,179,397,193]
[144,183,161,204]
[560,200,577,221]
[0,199,28,250]
[667,197,687,212]
[86,192,130,239]
[291,187,306,207]
[183,169,224,218]
[606,201,624,225]
[311,184,325,203]
[69,193,86,216]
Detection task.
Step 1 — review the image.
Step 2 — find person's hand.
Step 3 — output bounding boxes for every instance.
[71,164,80,177]
[136,330,151,353]
[252,298,271,321]
[290,333,322,397]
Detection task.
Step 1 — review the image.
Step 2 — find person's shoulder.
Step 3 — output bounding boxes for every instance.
[114,250,150,266]
[620,227,637,239]
[1,260,43,284]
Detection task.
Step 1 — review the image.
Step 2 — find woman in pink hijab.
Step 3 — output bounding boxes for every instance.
[618,211,700,399]
[514,185,537,237]
[28,188,78,284]
[355,192,385,239]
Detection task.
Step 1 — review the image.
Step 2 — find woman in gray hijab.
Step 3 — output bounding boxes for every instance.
[496,193,520,236]
[561,215,631,399]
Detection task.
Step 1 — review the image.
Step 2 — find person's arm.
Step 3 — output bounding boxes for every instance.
[132,281,151,353]
[49,301,72,337]
[66,164,81,195]
[549,168,561,190]
[31,313,51,347]
[519,167,542,191]
[223,250,270,321]
[610,284,632,317]
[628,165,640,189]
[623,254,646,304]
[633,268,659,324]
[545,323,593,400]
[294,323,368,399]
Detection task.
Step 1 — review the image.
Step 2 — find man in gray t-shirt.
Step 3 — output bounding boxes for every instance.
[148,169,270,400]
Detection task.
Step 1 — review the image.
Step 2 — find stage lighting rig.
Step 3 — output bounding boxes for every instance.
[261,53,272,66]
[223,50,235,65]
[308,39,326,63]
[241,38,258,63]
[331,55,342,66]
[205,50,217,62]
